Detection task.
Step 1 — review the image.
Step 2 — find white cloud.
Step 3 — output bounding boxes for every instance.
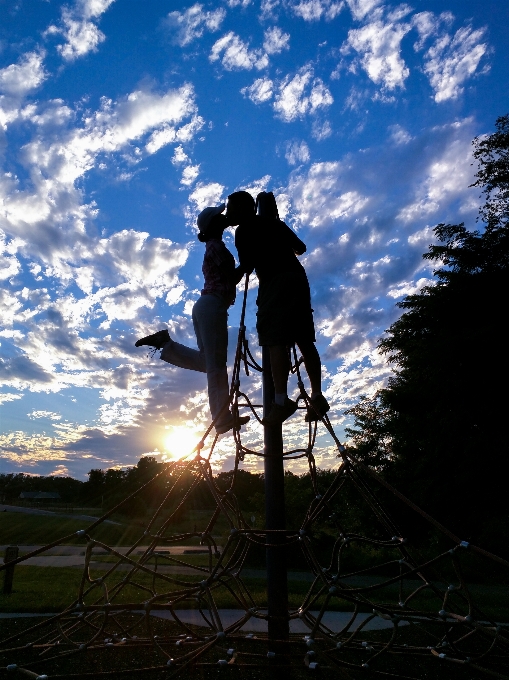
[181,164,200,186]
[291,0,344,22]
[0,52,47,130]
[166,3,226,47]
[412,11,453,50]
[311,119,332,140]
[273,66,333,121]
[0,52,46,97]
[239,175,272,197]
[241,77,274,103]
[46,0,116,61]
[285,140,310,165]
[188,182,225,212]
[386,277,430,298]
[345,0,382,21]
[342,12,411,90]
[289,161,369,227]
[389,124,413,145]
[397,121,476,223]
[421,25,488,102]
[210,32,269,70]
[227,0,252,6]
[28,410,62,420]
[263,26,290,54]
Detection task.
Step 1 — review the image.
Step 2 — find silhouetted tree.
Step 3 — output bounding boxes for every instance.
[346,115,509,550]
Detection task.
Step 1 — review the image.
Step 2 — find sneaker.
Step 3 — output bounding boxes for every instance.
[262,398,298,426]
[135,329,170,349]
[305,394,330,422]
[216,414,250,435]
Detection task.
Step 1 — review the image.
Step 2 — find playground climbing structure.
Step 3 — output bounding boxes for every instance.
[1,279,508,680]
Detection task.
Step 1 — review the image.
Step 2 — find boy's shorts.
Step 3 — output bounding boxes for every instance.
[256,270,316,346]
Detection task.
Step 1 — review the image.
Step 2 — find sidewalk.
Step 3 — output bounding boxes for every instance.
[0,610,400,632]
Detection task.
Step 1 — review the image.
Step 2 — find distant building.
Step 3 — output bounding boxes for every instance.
[19,491,61,501]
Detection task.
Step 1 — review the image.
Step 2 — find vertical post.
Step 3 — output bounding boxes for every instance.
[3,545,19,595]
[263,347,289,652]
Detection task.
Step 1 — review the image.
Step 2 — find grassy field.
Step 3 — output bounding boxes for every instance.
[2,565,509,624]
[0,512,144,547]
[0,507,237,549]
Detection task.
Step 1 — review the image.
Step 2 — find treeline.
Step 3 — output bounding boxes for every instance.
[0,460,342,529]
[0,473,83,503]
[345,115,509,554]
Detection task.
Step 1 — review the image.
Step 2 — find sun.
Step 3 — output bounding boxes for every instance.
[163,426,200,461]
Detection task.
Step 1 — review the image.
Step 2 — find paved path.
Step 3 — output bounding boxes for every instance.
[0,610,400,632]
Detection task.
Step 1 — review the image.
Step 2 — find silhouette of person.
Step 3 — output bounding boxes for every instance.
[135,205,249,435]
[226,191,329,425]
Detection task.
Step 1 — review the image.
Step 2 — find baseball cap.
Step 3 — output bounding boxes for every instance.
[197,204,225,236]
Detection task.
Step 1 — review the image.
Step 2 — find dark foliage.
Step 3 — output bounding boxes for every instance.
[346,116,509,551]
[0,473,83,503]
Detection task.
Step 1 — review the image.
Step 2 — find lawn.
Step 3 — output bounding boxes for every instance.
[2,565,509,624]
[0,512,143,548]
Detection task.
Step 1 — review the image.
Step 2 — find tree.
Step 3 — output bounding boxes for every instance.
[346,116,509,549]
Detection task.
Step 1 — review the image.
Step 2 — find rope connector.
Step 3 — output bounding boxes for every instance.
[75,530,86,537]
[267,651,276,658]
[460,541,470,549]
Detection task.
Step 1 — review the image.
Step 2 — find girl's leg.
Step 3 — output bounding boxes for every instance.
[160,338,206,372]
[192,295,230,427]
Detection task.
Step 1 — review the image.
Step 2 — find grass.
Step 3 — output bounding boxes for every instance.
[0,512,145,548]
[2,566,509,624]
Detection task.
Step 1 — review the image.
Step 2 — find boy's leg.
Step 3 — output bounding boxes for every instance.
[296,340,321,395]
[296,340,330,420]
[268,345,290,396]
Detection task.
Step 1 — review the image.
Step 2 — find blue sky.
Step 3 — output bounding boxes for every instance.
[1,0,508,479]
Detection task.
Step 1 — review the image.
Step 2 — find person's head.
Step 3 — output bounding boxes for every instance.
[225,191,256,226]
[197,205,227,242]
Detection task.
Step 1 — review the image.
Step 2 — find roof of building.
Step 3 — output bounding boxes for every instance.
[19,491,61,499]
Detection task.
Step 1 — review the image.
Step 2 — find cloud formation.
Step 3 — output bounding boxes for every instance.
[210,32,269,70]
[420,25,488,102]
[242,66,333,122]
[46,0,116,61]
[166,3,226,46]
[342,8,412,90]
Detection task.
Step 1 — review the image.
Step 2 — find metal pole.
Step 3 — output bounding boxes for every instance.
[263,346,289,652]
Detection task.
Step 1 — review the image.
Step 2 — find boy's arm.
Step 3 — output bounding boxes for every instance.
[234,226,255,275]
[281,221,306,255]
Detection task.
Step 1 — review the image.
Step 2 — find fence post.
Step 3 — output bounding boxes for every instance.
[3,545,19,595]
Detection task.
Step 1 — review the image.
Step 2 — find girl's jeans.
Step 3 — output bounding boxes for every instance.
[160,294,230,428]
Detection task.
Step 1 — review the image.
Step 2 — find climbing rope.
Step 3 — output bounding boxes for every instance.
[1,278,508,679]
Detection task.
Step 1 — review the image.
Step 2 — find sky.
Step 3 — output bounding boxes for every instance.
[1,0,508,480]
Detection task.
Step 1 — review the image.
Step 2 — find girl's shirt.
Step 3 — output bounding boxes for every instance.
[202,238,237,306]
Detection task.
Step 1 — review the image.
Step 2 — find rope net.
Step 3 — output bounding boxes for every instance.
[1,279,508,679]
